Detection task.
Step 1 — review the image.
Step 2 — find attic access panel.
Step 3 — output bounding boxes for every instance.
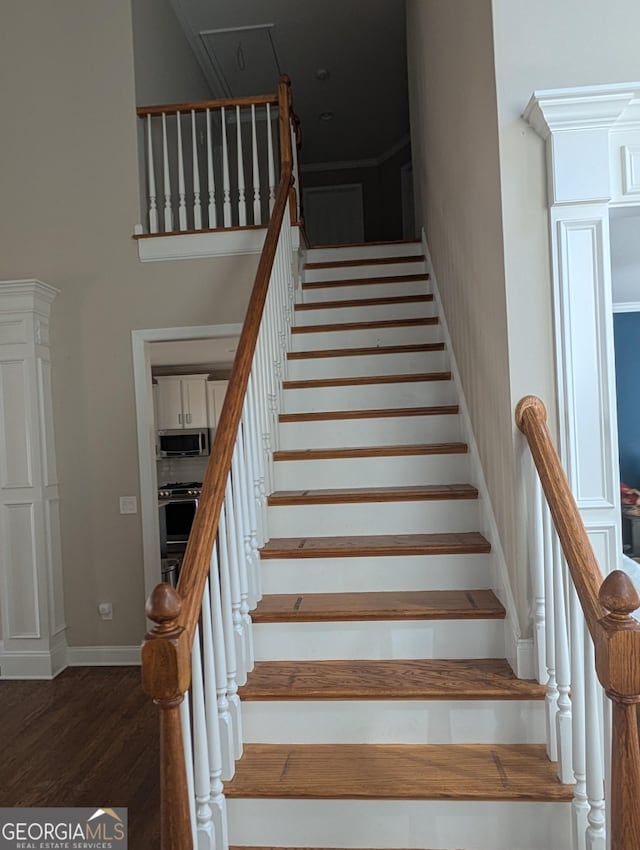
[200,24,281,98]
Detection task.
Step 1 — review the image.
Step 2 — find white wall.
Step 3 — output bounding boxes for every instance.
[131,0,211,105]
[610,210,640,306]
[0,1,258,648]
[406,0,525,623]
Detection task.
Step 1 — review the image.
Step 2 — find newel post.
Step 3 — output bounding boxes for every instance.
[596,571,640,850]
[142,584,193,850]
[277,74,297,223]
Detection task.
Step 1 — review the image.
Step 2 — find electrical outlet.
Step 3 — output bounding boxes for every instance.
[119,495,137,514]
[98,602,113,621]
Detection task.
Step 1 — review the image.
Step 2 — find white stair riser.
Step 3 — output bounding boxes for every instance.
[242,699,546,745]
[304,260,425,282]
[291,323,442,351]
[267,499,478,537]
[283,380,455,413]
[306,243,422,262]
[287,349,447,379]
[303,279,427,302]
[279,414,461,449]
[227,799,572,850]
[253,619,505,660]
[274,452,469,490]
[260,554,492,594]
[294,300,436,325]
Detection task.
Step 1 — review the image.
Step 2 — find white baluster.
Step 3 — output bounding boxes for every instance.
[570,586,589,850]
[179,692,198,850]
[217,503,243,759]
[191,110,202,231]
[146,115,158,234]
[161,112,173,232]
[206,108,217,229]
[232,440,256,667]
[176,111,188,231]
[290,118,300,221]
[223,475,247,681]
[542,504,559,761]
[251,104,261,225]
[221,107,232,227]
[247,371,269,543]
[207,545,235,779]
[236,105,247,226]
[201,579,230,850]
[240,409,261,602]
[529,467,546,684]
[267,102,276,212]
[553,534,573,783]
[584,623,606,850]
[191,626,214,850]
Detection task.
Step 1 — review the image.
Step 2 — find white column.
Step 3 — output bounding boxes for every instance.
[0,281,67,678]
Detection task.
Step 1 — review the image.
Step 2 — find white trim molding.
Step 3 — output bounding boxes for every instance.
[523,83,640,574]
[301,134,411,174]
[67,645,141,666]
[0,280,67,680]
[613,301,640,313]
[133,226,267,262]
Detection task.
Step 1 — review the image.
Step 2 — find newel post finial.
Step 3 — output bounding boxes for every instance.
[142,583,193,850]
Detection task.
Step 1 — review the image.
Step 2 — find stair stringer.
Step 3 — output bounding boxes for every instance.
[420,228,534,679]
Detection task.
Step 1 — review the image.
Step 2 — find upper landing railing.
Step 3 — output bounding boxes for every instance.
[517,395,640,850]
[136,82,302,236]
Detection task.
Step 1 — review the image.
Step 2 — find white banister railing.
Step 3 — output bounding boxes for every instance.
[137,95,281,235]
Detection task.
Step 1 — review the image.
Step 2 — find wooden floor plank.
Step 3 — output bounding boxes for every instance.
[295,294,432,311]
[260,532,491,559]
[224,743,573,801]
[239,658,546,701]
[252,590,505,623]
[304,255,425,270]
[279,405,459,423]
[283,372,452,390]
[268,484,478,506]
[288,343,444,360]
[273,443,468,461]
[291,317,438,334]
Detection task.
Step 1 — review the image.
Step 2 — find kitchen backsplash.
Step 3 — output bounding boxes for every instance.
[157,455,209,485]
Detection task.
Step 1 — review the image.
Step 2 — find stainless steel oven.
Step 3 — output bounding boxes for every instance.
[158,482,202,558]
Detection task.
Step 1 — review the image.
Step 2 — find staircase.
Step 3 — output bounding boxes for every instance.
[220,241,573,849]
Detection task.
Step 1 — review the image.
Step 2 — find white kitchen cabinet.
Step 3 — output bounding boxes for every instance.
[155,375,209,430]
[206,380,229,429]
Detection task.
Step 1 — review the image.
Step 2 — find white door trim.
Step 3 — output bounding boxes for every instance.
[132,323,242,603]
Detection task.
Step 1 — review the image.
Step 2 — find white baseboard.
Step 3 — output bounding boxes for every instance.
[0,633,68,680]
[135,226,267,262]
[421,230,533,679]
[67,645,141,666]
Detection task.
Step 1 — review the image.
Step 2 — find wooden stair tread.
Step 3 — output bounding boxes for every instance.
[304,255,425,270]
[252,589,505,622]
[273,442,468,461]
[295,294,433,311]
[260,532,491,559]
[287,342,444,360]
[280,405,459,423]
[268,484,477,506]
[239,658,546,701]
[303,273,428,289]
[224,743,572,801]
[283,372,452,390]
[291,317,438,334]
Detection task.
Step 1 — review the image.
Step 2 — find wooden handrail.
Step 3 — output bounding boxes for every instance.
[136,93,279,117]
[141,75,297,850]
[516,394,640,849]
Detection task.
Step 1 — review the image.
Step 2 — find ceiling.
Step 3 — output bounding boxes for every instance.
[170,0,410,165]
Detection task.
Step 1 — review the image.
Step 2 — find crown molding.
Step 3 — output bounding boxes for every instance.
[302,133,411,174]
[524,82,640,139]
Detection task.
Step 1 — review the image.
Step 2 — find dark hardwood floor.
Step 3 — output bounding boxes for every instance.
[0,666,159,850]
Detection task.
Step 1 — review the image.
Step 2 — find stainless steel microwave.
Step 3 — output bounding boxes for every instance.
[157,428,210,458]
